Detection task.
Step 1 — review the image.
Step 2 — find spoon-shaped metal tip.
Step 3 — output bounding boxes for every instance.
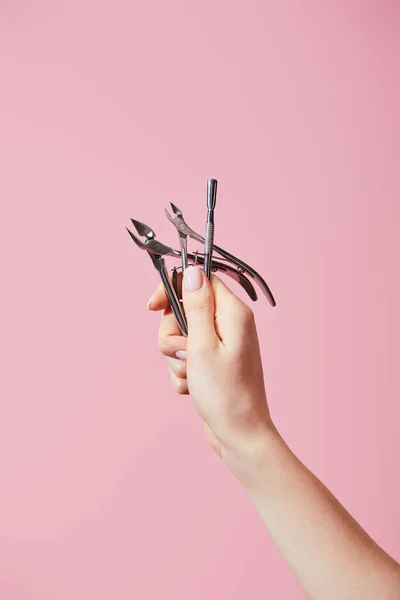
[207,179,218,209]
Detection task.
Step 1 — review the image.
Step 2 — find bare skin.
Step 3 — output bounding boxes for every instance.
[148,265,400,600]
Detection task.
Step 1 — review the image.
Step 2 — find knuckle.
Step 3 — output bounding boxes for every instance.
[176,363,187,379]
[190,300,212,316]
[175,378,189,395]
[158,336,171,356]
[168,359,187,379]
[167,364,188,395]
[238,302,255,326]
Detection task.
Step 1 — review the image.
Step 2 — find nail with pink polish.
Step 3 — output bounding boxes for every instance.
[183,266,203,292]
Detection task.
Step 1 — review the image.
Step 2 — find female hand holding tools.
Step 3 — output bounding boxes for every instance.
[147,266,400,600]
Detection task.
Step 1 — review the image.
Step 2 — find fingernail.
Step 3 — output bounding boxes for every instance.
[184,266,203,292]
[147,294,154,310]
[175,350,187,360]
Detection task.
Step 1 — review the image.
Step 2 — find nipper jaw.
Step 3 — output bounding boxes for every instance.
[127,196,275,335]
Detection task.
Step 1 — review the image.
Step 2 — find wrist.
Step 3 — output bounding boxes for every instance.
[221,422,286,490]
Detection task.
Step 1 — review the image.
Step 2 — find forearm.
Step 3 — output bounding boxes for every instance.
[151,270,400,597]
[227,426,400,600]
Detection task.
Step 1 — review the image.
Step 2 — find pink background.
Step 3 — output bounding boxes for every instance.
[1,1,399,598]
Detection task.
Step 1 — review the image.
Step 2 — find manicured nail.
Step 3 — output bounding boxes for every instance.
[147,294,154,310]
[184,266,203,292]
[175,350,187,360]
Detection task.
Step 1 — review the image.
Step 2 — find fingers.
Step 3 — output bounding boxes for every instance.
[167,356,187,379]
[158,308,187,358]
[158,310,188,394]
[147,280,169,311]
[167,363,189,395]
[150,264,254,358]
[147,272,186,359]
[148,271,182,312]
[182,266,220,352]
[210,273,256,346]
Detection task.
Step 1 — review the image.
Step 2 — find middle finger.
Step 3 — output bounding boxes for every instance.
[167,356,187,379]
[158,306,187,358]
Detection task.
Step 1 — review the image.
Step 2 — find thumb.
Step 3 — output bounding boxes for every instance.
[182,266,219,349]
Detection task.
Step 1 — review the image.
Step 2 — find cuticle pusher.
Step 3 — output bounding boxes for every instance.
[204,179,217,279]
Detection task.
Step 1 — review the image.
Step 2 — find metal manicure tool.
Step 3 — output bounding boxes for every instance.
[127,179,276,336]
[164,183,276,307]
[204,178,217,279]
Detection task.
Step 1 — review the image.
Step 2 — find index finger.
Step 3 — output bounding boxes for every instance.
[148,272,182,312]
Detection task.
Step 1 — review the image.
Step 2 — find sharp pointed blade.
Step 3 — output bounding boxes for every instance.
[126,227,145,249]
[164,208,173,222]
[170,202,183,217]
[130,219,155,237]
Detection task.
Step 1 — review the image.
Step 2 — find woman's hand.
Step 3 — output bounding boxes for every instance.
[147,265,400,600]
[148,265,276,471]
